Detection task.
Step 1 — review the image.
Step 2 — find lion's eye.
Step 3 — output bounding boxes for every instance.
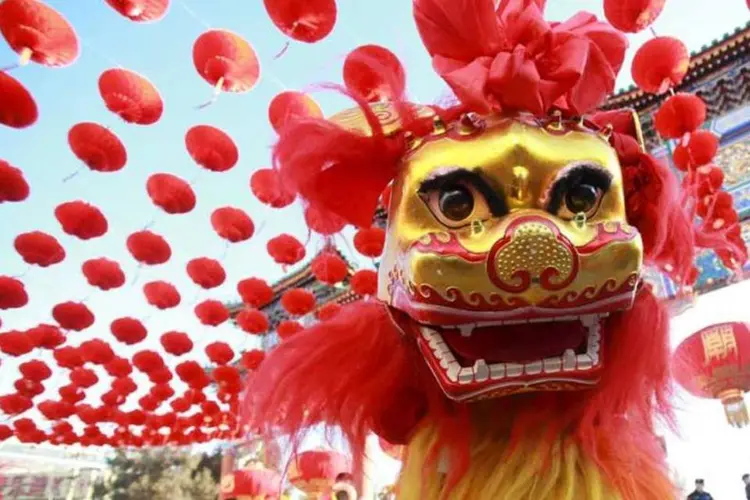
[546,164,611,221]
[422,180,492,229]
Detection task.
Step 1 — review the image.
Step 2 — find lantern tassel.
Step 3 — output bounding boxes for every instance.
[719,389,749,428]
[19,47,33,66]
[196,76,225,109]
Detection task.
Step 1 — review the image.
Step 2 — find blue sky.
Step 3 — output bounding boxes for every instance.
[1,0,750,495]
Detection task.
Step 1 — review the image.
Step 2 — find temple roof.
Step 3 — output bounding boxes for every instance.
[602,22,750,150]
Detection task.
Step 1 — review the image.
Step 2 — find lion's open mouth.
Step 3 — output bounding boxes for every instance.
[413,314,605,400]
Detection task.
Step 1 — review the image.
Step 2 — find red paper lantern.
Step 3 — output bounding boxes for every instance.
[132,350,165,373]
[98,68,163,125]
[104,0,170,22]
[674,322,750,427]
[237,278,274,308]
[127,230,171,265]
[0,276,28,310]
[70,367,98,388]
[0,160,30,202]
[55,201,108,239]
[80,339,115,364]
[263,0,337,43]
[267,234,306,265]
[236,308,270,335]
[54,347,84,369]
[268,91,323,134]
[354,227,385,258]
[250,168,296,208]
[280,288,316,316]
[186,257,226,289]
[143,280,180,309]
[0,0,79,67]
[15,378,44,398]
[14,231,65,267]
[0,394,32,415]
[343,45,406,102]
[316,302,341,321]
[673,130,719,171]
[277,319,304,340]
[305,205,346,235]
[211,207,254,243]
[26,324,65,349]
[52,302,94,331]
[194,300,229,326]
[654,93,707,139]
[185,125,239,172]
[58,383,85,403]
[0,72,37,129]
[0,331,33,356]
[351,269,378,296]
[110,317,148,345]
[160,331,193,356]
[146,173,196,214]
[82,258,126,291]
[205,341,234,365]
[603,0,666,33]
[193,30,260,93]
[68,123,128,173]
[176,360,204,384]
[106,358,133,378]
[311,251,348,285]
[241,349,265,370]
[632,37,690,94]
[221,466,281,498]
[288,449,351,496]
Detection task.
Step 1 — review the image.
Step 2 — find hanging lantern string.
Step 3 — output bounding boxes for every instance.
[176,0,212,30]
[61,166,83,183]
[79,35,125,69]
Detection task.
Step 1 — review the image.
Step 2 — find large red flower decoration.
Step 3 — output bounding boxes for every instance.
[413,0,627,116]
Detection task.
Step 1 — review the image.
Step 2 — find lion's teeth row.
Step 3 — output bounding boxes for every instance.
[420,316,602,384]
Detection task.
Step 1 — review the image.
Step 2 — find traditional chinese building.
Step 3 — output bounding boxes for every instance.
[605,21,750,298]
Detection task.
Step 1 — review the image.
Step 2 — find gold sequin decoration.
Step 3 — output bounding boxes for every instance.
[494,222,574,285]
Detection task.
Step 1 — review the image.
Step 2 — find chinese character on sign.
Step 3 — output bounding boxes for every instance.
[702,325,738,365]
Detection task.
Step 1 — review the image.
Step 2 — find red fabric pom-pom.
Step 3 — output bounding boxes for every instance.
[632,37,690,94]
[654,93,706,139]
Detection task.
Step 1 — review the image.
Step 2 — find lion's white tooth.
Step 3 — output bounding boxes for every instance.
[458,325,474,338]
[490,363,505,380]
[473,359,489,382]
[506,363,523,377]
[576,354,593,370]
[458,367,474,384]
[525,360,542,375]
[446,362,460,382]
[563,349,576,371]
[543,357,562,373]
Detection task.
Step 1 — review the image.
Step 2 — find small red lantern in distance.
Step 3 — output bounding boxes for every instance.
[288,449,351,496]
[673,322,750,427]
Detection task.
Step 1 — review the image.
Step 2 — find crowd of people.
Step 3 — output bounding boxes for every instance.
[685,475,750,499]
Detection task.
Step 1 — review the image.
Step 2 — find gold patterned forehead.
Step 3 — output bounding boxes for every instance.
[328,102,645,153]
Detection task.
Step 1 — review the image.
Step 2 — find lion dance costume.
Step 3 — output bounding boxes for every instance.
[246,1,749,499]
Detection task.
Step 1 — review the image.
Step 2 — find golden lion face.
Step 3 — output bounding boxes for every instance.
[332,105,644,402]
